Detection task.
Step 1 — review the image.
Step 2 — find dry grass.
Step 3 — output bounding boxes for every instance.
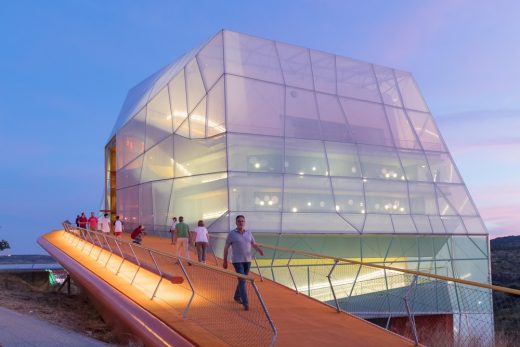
[0,272,119,344]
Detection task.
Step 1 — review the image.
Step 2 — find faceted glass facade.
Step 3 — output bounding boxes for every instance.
[106,30,491,333]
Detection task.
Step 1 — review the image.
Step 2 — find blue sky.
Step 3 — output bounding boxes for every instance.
[0,1,518,254]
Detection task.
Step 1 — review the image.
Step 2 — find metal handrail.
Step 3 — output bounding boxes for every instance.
[62,223,277,347]
[209,233,520,296]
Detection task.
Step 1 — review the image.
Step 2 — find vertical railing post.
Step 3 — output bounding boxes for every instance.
[327,259,341,312]
[94,232,105,261]
[404,274,419,346]
[287,251,298,293]
[102,233,113,267]
[129,243,141,285]
[253,253,264,282]
[115,239,127,275]
[149,250,163,300]
[252,281,278,347]
[178,259,195,320]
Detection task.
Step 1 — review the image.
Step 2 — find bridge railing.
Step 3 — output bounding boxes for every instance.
[62,223,277,347]
[207,233,519,347]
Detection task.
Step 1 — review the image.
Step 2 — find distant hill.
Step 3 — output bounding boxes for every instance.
[491,235,520,252]
[491,235,520,336]
[491,235,520,289]
[0,254,56,264]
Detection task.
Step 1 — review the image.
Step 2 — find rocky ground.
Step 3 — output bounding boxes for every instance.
[0,255,119,345]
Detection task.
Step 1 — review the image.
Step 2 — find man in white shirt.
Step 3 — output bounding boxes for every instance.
[101,213,111,234]
[114,215,123,237]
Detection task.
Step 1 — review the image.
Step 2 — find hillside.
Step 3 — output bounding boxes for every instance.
[491,235,520,338]
[491,236,520,289]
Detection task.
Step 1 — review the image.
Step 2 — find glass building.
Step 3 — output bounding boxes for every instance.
[105,30,491,339]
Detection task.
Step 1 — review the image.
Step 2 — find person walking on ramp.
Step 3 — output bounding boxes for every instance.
[175,216,191,259]
[223,215,264,311]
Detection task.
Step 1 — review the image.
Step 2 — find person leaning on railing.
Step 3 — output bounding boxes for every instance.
[223,215,264,311]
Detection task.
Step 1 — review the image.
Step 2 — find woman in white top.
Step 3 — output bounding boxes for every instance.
[194,220,209,263]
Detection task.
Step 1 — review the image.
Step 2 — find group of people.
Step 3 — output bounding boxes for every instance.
[74,212,123,236]
[169,216,209,263]
[75,211,262,311]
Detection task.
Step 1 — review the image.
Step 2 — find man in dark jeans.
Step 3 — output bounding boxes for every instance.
[223,215,264,311]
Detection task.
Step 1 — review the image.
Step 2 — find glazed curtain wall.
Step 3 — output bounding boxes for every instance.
[113,30,486,239]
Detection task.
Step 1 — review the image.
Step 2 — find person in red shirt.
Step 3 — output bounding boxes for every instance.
[131,225,145,244]
[88,212,98,231]
[78,212,88,229]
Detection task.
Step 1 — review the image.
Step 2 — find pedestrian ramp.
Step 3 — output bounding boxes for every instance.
[38,228,417,347]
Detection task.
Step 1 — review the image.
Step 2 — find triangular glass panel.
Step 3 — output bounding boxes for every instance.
[462,217,487,234]
[452,236,488,259]
[189,97,207,139]
[276,42,313,90]
[391,215,417,233]
[385,235,419,262]
[374,65,402,107]
[116,155,143,189]
[429,216,447,234]
[361,236,391,260]
[385,106,421,149]
[145,87,172,150]
[413,215,433,234]
[185,58,206,114]
[207,76,226,137]
[141,135,174,183]
[207,211,230,233]
[441,216,467,234]
[433,236,451,258]
[197,31,224,90]
[418,236,435,261]
[398,150,432,182]
[437,184,478,216]
[168,71,188,132]
[341,214,365,232]
[436,187,457,216]
[175,117,190,138]
[394,70,428,112]
[331,178,364,214]
[407,110,446,152]
[426,152,462,183]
